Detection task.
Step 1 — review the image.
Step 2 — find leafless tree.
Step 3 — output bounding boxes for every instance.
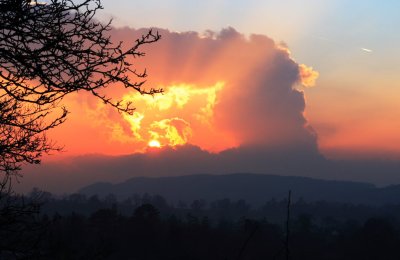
[0,0,161,180]
[0,0,161,256]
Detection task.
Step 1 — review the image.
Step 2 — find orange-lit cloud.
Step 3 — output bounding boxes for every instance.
[119,82,224,149]
[299,64,319,87]
[48,27,319,156]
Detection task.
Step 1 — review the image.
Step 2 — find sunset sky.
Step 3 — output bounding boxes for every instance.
[19,1,400,192]
[52,0,400,159]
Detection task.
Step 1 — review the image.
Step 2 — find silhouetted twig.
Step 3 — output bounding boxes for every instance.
[273,190,292,260]
[285,190,291,260]
[236,219,259,260]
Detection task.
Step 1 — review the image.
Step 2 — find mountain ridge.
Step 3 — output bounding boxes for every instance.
[77,173,400,206]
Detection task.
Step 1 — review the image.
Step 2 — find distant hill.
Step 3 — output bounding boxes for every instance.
[79,173,400,206]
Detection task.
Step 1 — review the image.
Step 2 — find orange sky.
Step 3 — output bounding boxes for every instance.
[305,71,400,160]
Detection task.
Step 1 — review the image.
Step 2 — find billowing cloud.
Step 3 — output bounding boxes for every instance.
[50,27,319,154]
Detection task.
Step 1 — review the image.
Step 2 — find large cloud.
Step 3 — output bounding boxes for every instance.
[127,27,318,150]
[48,27,319,154]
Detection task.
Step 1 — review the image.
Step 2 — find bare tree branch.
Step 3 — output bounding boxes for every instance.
[0,0,161,178]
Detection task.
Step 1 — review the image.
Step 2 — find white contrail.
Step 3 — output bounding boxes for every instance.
[361,48,373,53]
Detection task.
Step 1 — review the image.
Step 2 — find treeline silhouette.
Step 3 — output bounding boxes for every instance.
[3,191,400,259]
[39,191,400,224]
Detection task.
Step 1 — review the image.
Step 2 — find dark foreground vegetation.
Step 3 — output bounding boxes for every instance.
[2,192,400,259]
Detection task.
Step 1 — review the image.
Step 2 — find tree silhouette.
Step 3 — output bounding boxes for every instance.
[0,0,160,256]
[1,0,161,181]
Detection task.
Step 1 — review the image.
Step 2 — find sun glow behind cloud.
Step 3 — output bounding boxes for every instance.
[119,82,225,150]
[148,139,161,148]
